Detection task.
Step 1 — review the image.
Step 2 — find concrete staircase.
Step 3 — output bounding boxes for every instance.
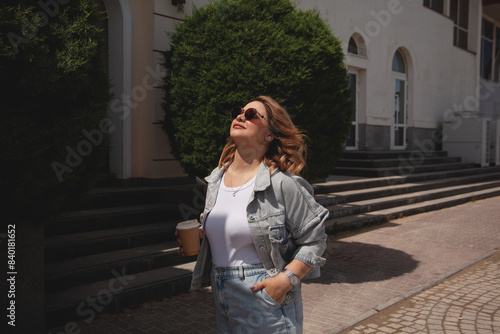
[319,150,500,233]
[45,151,500,329]
[44,180,205,329]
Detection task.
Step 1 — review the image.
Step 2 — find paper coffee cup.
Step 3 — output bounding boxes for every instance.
[176,219,201,256]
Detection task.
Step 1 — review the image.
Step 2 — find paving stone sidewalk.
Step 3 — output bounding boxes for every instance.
[49,196,500,334]
[337,252,500,334]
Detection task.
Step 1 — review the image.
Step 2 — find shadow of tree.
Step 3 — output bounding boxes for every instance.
[308,241,419,284]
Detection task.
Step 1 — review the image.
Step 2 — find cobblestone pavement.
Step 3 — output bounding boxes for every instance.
[337,252,500,334]
[48,196,500,334]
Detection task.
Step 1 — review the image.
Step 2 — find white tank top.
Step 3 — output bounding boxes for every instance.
[204,173,261,267]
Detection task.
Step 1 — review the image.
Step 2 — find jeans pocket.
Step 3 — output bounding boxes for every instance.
[261,287,282,308]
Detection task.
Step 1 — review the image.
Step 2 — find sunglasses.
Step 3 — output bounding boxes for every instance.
[231,106,266,120]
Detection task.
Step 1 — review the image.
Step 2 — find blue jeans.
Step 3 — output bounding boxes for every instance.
[210,263,303,334]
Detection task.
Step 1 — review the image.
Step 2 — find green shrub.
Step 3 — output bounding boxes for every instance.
[0,0,111,223]
[160,0,352,179]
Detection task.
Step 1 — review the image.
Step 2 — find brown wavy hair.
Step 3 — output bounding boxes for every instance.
[218,96,306,175]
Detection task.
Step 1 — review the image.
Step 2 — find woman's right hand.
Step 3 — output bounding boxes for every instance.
[175,229,204,256]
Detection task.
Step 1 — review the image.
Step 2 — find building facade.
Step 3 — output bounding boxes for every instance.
[101,0,500,180]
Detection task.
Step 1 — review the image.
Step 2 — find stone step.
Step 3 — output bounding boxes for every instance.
[45,241,196,292]
[45,221,178,262]
[45,262,196,329]
[45,203,185,236]
[79,183,204,210]
[332,162,476,177]
[335,156,461,168]
[316,172,500,206]
[325,179,500,218]
[341,150,449,160]
[324,186,500,233]
[314,166,500,193]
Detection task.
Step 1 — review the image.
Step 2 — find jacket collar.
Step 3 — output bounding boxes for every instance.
[205,161,276,192]
[204,164,226,184]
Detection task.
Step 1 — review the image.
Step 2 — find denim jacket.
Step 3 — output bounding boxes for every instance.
[190,162,329,301]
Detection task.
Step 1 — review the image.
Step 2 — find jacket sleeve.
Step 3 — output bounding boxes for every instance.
[281,175,329,270]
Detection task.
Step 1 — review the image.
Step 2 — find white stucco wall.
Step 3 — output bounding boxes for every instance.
[147,0,194,178]
[296,0,480,131]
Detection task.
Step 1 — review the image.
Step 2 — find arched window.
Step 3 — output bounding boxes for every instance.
[348,37,358,55]
[347,33,367,57]
[392,50,406,73]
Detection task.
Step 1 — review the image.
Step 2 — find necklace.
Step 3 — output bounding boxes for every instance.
[229,167,258,197]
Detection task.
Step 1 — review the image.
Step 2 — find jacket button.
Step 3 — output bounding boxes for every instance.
[259,247,265,251]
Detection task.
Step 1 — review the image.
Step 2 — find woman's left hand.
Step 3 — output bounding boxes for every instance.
[250,273,292,304]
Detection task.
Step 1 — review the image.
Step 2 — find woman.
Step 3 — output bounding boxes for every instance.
[187,96,328,333]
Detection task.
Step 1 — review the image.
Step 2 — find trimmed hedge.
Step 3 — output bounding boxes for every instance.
[0,0,111,223]
[160,0,353,179]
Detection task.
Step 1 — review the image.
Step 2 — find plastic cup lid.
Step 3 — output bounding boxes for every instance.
[176,219,200,229]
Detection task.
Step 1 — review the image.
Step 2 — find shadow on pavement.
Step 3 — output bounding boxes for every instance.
[309,241,420,284]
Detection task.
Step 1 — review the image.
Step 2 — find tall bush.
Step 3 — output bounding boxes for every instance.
[160,0,352,179]
[1,1,111,331]
[0,0,111,223]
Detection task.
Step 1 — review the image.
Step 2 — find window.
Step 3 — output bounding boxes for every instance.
[348,37,358,55]
[347,34,367,57]
[423,0,444,14]
[450,0,469,49]
[392,50,406,73]
[392,50,408,149]
[481,18,500,82]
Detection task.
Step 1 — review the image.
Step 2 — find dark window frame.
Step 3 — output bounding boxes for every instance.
[481,17,500,82]
[450,0,470,50]
[423,0,444,14]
